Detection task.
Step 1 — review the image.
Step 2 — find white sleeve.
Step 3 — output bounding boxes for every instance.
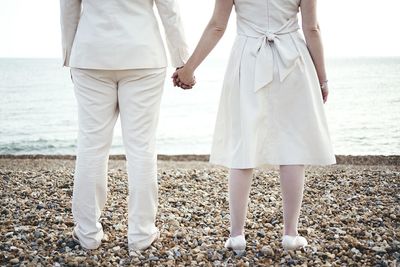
[60,0,81,67]
[154,0,190,68]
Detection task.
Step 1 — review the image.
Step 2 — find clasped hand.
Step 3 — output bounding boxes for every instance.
[171,66,196,90]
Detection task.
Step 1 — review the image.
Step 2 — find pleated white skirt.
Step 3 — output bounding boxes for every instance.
[209,34,337,168]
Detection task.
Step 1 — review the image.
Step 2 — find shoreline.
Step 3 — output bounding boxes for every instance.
[0,154,399,166]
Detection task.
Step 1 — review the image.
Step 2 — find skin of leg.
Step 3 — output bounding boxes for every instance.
[71,68,119,248]
[279,165,305,236]
[228,168,254,237]
[117,68,166,246]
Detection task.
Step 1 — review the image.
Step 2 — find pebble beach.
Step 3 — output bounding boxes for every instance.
[0,155,399,266]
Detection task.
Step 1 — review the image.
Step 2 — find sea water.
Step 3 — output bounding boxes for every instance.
[0,57,399,155]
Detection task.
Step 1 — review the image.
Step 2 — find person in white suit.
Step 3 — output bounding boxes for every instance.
[60,0,189,252]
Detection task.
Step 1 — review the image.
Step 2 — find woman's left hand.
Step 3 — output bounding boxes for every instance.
[321,84,329,104]
[172,66,196,90]
[321,88,329,103]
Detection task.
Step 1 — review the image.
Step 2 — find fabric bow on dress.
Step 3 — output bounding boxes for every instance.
[238,17,305,92]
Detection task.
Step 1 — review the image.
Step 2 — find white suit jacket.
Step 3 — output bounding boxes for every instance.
[60,0,189,69]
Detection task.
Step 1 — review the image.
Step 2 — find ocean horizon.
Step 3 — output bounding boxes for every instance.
[0,57,399,156]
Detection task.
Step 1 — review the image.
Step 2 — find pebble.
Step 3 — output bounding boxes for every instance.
[149,256,160,261]
[0,158,398,266]
[372,246,386,253]
[36,202,45,210]
[326,252,335,259]
[5,232,14,238]
[261,246,274,257]
[257,229,266,237]
[9,258,20,264]
[129,250,141,257]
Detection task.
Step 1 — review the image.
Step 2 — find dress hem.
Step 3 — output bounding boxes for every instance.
[209,156,337,169]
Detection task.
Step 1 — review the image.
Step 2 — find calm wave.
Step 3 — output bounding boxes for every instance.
[0,57,399,155]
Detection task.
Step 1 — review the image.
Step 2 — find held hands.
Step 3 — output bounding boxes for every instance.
[172,66,196,90]
[172,66,330,103]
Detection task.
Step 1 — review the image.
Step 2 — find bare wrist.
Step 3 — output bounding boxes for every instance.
[184,60,196,72]
[320,79,328,89]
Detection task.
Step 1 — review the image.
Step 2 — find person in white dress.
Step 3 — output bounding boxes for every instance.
[173,0,336,253]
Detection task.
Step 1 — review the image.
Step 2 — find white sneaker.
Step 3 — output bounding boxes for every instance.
[282,235,308,250]
[225,235,246,255]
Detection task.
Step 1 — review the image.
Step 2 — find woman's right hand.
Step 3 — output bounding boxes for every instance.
[171,0,234,90]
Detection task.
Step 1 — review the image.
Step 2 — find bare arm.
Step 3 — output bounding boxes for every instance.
[173,0,234,87]
[300,0,329,103]
[60,0,81,67]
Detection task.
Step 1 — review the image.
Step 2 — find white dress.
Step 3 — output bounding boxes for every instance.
[209,0,336,168]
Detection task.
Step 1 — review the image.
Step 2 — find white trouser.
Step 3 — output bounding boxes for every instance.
[70,67,166,249]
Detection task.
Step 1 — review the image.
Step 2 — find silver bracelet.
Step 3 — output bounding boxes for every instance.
[320,80,328,89]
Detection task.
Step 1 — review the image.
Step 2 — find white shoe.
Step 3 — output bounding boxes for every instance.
[282,235,308,250]
[225,235,246,255]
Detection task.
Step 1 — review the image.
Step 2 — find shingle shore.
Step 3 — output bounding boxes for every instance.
[0,158,399,266]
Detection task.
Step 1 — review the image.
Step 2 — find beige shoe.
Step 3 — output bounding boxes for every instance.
[225,235,246,256]
[128,230,160,256]
[282,235,308,250]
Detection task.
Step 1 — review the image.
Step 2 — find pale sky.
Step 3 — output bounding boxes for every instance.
[0,0,399,59]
